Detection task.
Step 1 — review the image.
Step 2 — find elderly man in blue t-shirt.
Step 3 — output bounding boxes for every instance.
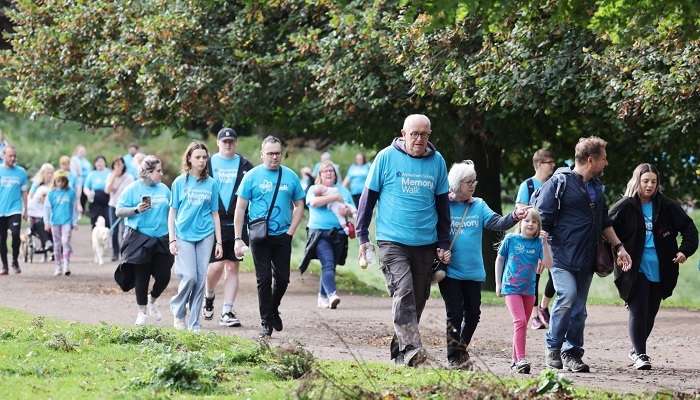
[356,114,451,367]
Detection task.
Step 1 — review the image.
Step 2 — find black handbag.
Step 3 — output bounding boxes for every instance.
[248,168,282,243]
[577,175,614,278]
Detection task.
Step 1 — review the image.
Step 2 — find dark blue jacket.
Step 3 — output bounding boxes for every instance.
[534,167,612,273]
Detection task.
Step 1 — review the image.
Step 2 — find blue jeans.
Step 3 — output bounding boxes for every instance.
[545,267,594,354]
[170,233,215,330]
[316,230,344,297]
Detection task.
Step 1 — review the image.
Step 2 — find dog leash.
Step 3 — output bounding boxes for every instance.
[109,217,122,233]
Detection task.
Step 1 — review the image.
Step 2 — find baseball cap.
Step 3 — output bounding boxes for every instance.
[217,128,238,141]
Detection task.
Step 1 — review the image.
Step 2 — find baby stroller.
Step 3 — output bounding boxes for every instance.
[24,218,53,263]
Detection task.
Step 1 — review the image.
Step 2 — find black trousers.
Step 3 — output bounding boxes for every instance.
[534,269,556,306]
[0,214,22,268]
[628,273,662,355]
[438,277,482,362]
[132,252,173,306]
[250,233,293,326]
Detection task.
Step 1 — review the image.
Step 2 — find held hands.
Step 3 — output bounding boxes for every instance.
[437,248,451,264]
[672,252,687,264]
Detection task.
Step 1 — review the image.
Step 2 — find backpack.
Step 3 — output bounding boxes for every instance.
[530,173,567,213]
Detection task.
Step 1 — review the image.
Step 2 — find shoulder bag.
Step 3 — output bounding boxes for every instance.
[577,176,614,277]
[248,168,283,243]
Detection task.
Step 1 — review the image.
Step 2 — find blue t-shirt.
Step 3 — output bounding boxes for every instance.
[236,165,305,236]
[45,188,78,226]
[515,176,544,205]
[366,145,449,246]
[123,152,146,180]
[445,198,498,281]
[0,165,28,216]
[306,184,355,230]
[345,163,371,195]
[497,233,543,295]
[210,154,241,215]
[117,181,171,238]
[170,175,219,242]
[78,157,93,182]
[639,202,660,282]
[84,169,111,191]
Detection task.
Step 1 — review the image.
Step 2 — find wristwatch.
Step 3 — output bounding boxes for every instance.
[614,242,624,251]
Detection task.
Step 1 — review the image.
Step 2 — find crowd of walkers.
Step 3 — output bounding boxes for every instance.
[0,120,697,374]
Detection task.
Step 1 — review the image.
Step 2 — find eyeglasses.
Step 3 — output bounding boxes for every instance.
[408,132,430,139]
[460,179,478,186]
[321,169,335,174]
[265,152,282,157]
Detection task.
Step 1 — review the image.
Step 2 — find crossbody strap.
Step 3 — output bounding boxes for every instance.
[267,168,283,220]
[449,202,470,251]
[576,175,602,244]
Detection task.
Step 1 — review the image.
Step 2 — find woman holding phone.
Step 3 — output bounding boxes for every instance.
[116,156,172,326]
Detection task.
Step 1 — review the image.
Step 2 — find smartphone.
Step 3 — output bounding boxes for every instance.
[142,195,151,209]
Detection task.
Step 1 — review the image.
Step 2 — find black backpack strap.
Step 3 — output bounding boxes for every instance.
[526,178,535,201]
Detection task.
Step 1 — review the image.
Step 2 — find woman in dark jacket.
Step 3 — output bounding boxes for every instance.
[609,163,698,371]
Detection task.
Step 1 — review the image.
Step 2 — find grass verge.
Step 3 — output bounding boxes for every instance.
[0,308,663,400]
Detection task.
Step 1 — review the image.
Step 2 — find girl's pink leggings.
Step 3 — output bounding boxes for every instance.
[505,294,536,361]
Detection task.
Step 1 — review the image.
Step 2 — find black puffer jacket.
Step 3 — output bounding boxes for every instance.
[608,193,698,301]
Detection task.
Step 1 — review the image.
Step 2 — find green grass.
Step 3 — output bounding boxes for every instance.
[0,308,645,399]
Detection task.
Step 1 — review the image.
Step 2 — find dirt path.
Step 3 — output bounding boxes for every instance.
[2,228,699,395]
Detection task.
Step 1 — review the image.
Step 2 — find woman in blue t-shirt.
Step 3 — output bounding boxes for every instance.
[300,161,356,309]
[438,160,528,370]
[83,155,111,228]
[116,156,172,326]
[168,142,222,332]
[609,163,698,371]
[342,153,371,206]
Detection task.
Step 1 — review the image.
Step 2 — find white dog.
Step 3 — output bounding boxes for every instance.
[92,216,111,265]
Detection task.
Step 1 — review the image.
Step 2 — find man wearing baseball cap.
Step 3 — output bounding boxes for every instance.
[202,128,254,327]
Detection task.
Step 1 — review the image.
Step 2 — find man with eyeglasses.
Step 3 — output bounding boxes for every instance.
[356,114,451,367]
[516,149,556,330]
[233,136,306,338]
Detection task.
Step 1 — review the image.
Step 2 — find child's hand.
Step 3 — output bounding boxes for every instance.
[495,285,503,297]
[536,260,545,274]
[539,230,548,242]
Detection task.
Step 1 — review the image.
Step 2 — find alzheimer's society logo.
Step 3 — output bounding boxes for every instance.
[259,180,274,194]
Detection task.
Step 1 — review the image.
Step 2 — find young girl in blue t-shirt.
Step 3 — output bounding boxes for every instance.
[495,208,552,374]
[44,171,79,276]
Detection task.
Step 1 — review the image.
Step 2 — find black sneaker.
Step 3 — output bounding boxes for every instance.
[448,353,473,371]
[12,260,21,274]
[203,296,215,320]
[511,359,531,374]
[545,348,563,369]
[0,264,8,275]
[562,350,590,373]
[634,353,652,370]
[258,324,272,338]
[219,311,241,327]
[271,312,283,332]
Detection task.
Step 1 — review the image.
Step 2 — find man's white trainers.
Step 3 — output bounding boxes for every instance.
[147,301,162,321]
[318,296,330,308]
[329,293,341,309]
[135,312,147,326]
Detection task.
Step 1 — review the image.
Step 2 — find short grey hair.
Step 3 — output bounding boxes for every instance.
[448,160,476,192]
[402,114,431,131]
[261,135,282,151]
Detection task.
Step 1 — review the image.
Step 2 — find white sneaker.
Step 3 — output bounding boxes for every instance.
[62,261,71,276]
[317,296,330,308]
[147,301,162,321]
[54,267,62,276]
[135,312,147,326]
[173,317,186,330]
[219,311,241,327]
[329,293,341,309]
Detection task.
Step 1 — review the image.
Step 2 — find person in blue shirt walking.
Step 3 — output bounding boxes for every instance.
[342,152,371,206]
[0,145,29,275]
[516,149,557,330]
[123,142,146,180]
[116,156,173,326]
[70,145,92,213]
[168,141,223,332]
[44,171,79,276]
[496,208,552,374]
[83,155,111,229]
[355,114,452,368]
[233,136,306,338]
[438,160,526,370]
[202,128,254,328]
